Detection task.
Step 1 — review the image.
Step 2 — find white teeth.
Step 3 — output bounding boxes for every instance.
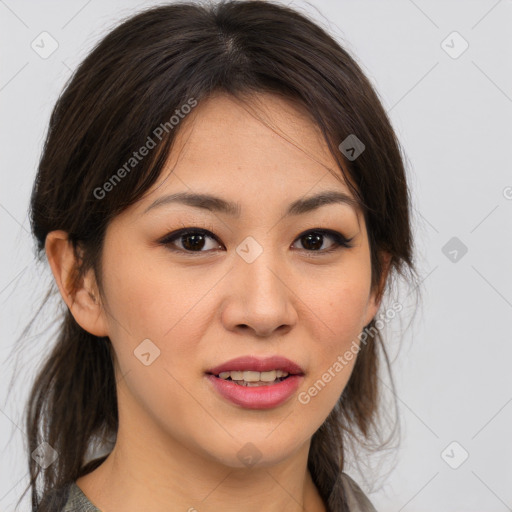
[243,371,261,382]
[217,370,290,382]
[260,370,277,382]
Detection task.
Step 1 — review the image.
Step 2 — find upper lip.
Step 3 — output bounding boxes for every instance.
[206,355,305,376]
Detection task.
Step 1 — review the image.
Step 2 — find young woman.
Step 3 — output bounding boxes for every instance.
[20,1,415,510]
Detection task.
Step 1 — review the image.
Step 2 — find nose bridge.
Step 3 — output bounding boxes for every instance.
[223,234,296,335]
[235,234,285,301]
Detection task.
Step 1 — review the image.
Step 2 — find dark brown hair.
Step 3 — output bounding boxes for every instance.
[13,1,415,510]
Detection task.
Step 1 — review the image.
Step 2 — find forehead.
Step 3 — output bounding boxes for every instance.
[123,91,362,227]
[176,92,337,170]
[156,92,351,191]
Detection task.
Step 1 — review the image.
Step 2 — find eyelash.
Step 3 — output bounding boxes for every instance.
[158,226,354,257]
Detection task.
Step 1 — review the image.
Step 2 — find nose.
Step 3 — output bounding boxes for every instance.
[220,244,298,338]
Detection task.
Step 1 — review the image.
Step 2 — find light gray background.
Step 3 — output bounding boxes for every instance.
[1,1,511,510]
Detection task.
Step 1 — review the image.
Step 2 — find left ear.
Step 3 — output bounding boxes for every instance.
[363,251,392,326]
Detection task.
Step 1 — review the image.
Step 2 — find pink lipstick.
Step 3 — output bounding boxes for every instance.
[205,355,305,410]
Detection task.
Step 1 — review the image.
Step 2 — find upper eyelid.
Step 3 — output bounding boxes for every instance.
[162,226,344,238]
[159,227,351,248]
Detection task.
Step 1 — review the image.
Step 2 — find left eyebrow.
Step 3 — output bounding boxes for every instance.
[142,190,361,218]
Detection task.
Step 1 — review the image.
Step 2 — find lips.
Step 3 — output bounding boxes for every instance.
[206,355,305,376]
[205,373,304,409]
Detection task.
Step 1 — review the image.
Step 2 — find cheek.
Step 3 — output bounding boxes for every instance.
[308,261,373,347]
[327,282,371,343]
[98,251,212,427]
[312,287,368,386]
[298,261,372,408]
[100,245,215,378]
[101,236,188,333]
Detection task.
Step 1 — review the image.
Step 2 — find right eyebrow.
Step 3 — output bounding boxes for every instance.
[142,190,361,218]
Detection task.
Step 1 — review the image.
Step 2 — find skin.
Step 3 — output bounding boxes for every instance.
[46,92,389,512]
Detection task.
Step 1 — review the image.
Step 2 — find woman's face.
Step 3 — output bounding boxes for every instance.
[93,92,382,468]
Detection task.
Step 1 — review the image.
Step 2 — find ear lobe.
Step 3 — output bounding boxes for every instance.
[45,230,109,337]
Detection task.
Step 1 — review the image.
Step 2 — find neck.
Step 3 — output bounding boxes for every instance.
[76,426,327,512]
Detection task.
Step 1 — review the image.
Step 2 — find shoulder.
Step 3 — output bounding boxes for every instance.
[58,482,101,512]
[339,472,378,512]
[43,474,373,512]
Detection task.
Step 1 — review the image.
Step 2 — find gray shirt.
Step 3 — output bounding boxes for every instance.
[58,472,377,512]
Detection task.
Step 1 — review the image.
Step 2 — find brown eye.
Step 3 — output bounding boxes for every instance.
[159,227,353,256]
[160,229,222,254]
[292,229,354,253]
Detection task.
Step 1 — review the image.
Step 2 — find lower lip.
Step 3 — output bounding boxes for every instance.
[205,374,304,410]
